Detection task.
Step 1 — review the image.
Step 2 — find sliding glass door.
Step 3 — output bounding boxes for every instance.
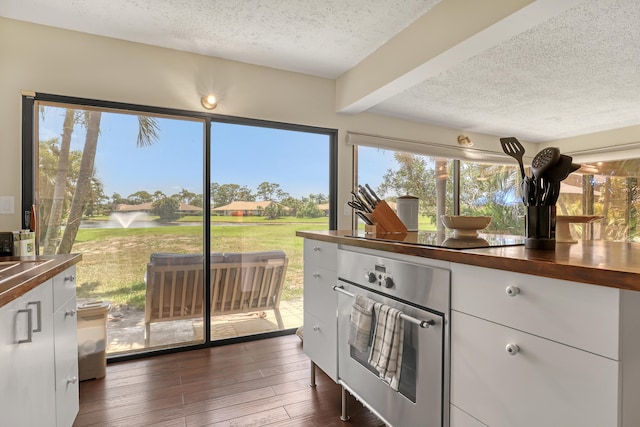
[29,94,335,358]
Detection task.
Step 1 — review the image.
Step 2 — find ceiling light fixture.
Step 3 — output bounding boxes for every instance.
[457,135,473,147]
[201,95,217,110]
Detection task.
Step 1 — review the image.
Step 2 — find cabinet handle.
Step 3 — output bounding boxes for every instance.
[65,309,77,318]
[313,325,320,332]
[312,272,320,278]
[505,343,520,355]
[64,275,76,283]
[505,285,520,297]
[26,300,42,333]
[313,246,321,252]
[67,376,78,384]
[17,308,33,344]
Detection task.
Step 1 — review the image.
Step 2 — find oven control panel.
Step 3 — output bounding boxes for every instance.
[366,264,395,288]
[338,248,451,314]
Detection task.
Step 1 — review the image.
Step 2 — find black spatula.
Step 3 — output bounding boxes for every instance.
[500,137,526,179]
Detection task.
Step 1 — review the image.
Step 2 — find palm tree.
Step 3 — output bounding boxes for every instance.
[42,109,76,255]
[55,113,160,254]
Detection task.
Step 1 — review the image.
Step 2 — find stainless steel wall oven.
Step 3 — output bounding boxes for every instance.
[335,248,450,427]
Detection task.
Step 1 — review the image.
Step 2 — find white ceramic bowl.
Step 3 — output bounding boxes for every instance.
[441,215,491,238]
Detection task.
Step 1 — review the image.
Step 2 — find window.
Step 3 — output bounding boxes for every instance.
[356,146,523,235]
[355,135,640,242]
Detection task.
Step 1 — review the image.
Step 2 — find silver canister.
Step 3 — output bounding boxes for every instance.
[396,195,419,231]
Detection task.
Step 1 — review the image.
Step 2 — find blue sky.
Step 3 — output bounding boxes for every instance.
[39,107,331,200]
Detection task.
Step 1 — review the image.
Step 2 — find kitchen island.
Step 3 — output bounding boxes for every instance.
[0,254,82,426]
[298,230,640,427]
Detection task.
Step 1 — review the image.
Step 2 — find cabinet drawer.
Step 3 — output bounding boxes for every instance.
[303,265,337,321]
[451,263,619,359]
[53,266,77,311]
[451,311,618,427]
[304,240,337,271]
[303,311,337,381]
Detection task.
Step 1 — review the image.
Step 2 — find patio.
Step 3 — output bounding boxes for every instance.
[104,297,303,355]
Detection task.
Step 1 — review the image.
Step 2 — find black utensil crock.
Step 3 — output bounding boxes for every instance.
[525,205,556,250]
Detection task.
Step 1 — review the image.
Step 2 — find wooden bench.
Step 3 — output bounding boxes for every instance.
[144,251,288,345]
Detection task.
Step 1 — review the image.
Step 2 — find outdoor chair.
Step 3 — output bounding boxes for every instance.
[144,250,288,345]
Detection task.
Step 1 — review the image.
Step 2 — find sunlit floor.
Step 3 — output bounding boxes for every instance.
[104,298,303,355]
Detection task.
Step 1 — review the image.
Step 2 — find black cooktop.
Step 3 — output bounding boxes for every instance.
[346,230,525,250]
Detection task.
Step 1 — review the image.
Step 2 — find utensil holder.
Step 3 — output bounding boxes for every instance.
[365,201,408,234]
[525,206,556,250]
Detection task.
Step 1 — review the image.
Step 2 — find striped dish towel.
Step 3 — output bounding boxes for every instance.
[368,303,404,391]
[348,295,374,353]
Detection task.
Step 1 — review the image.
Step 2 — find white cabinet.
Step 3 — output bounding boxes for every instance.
[450,262,640,427]
[451,311,618,427]
[0,280,56,427]
[53,267,79,427]
[0,266,79,427]
[303,239,338,381]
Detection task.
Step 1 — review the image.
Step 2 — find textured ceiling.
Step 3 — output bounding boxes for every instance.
[370,0,640,142]
[0,0,439,78]
[2,0,638,143]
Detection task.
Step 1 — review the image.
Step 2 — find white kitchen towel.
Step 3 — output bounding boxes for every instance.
[368,303,404,391]
[348,294,374,353]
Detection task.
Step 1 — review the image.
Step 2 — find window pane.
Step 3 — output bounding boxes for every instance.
[209,122,330,340]
[37,104,205,356]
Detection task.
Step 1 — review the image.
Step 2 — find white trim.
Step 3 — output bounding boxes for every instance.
[346,131,512,164]
[565,141,640,163]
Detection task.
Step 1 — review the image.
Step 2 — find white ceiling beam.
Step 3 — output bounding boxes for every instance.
[336,0,588,114]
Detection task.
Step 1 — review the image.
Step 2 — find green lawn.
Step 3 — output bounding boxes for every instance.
[73,217,329,309]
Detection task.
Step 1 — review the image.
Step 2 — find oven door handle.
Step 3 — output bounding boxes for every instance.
[333,285,437,328]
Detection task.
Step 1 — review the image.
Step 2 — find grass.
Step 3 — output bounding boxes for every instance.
[73,217,329,309]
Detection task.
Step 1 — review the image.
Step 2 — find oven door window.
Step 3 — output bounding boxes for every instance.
[349,311,419,402]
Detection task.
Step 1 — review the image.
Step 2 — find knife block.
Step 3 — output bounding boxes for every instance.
[365,201,408,234]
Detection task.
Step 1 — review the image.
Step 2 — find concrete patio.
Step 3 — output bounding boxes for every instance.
[104,297,303,355]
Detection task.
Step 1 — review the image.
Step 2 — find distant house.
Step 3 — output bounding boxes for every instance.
[116,202,203,215]
[317,203,329,216]
[212,201,275,216]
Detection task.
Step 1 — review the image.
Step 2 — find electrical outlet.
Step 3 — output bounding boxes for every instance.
[0,196,14,214]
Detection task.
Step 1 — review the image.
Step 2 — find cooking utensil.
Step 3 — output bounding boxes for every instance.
[500,137,527,179]
[365,184,382,203]
[521,176,536,206]
[531,147,561,205]
[546,161,581,206]
[541,154,572,205]
[348,201,365,212]
[358,185,377,210]
[355,211,374,225]
[351,191,372,213]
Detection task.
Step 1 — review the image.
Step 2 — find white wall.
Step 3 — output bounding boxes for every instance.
[1,17,631,231]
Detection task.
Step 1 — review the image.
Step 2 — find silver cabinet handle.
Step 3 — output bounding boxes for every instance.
[17,308,33,344]
[26,300,42,332]
[506,343,520,355]
[67,376,78,384]
[313,325,320,332]
[64,275,76,283]
[65,309,77,318]
[313,246,321,252]
[312,272,320,278]
[505,285,520,297]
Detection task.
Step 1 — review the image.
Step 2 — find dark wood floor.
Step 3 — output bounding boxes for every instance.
[74,334,384,426]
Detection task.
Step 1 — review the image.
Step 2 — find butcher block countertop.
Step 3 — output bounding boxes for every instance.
[297,230,640,292]
[0,254,82,308]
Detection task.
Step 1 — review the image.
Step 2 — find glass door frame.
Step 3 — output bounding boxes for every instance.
[21,92,338,361]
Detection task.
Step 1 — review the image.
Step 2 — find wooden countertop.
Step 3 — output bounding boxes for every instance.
[297,230,640,292]
[0,254,82,308]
